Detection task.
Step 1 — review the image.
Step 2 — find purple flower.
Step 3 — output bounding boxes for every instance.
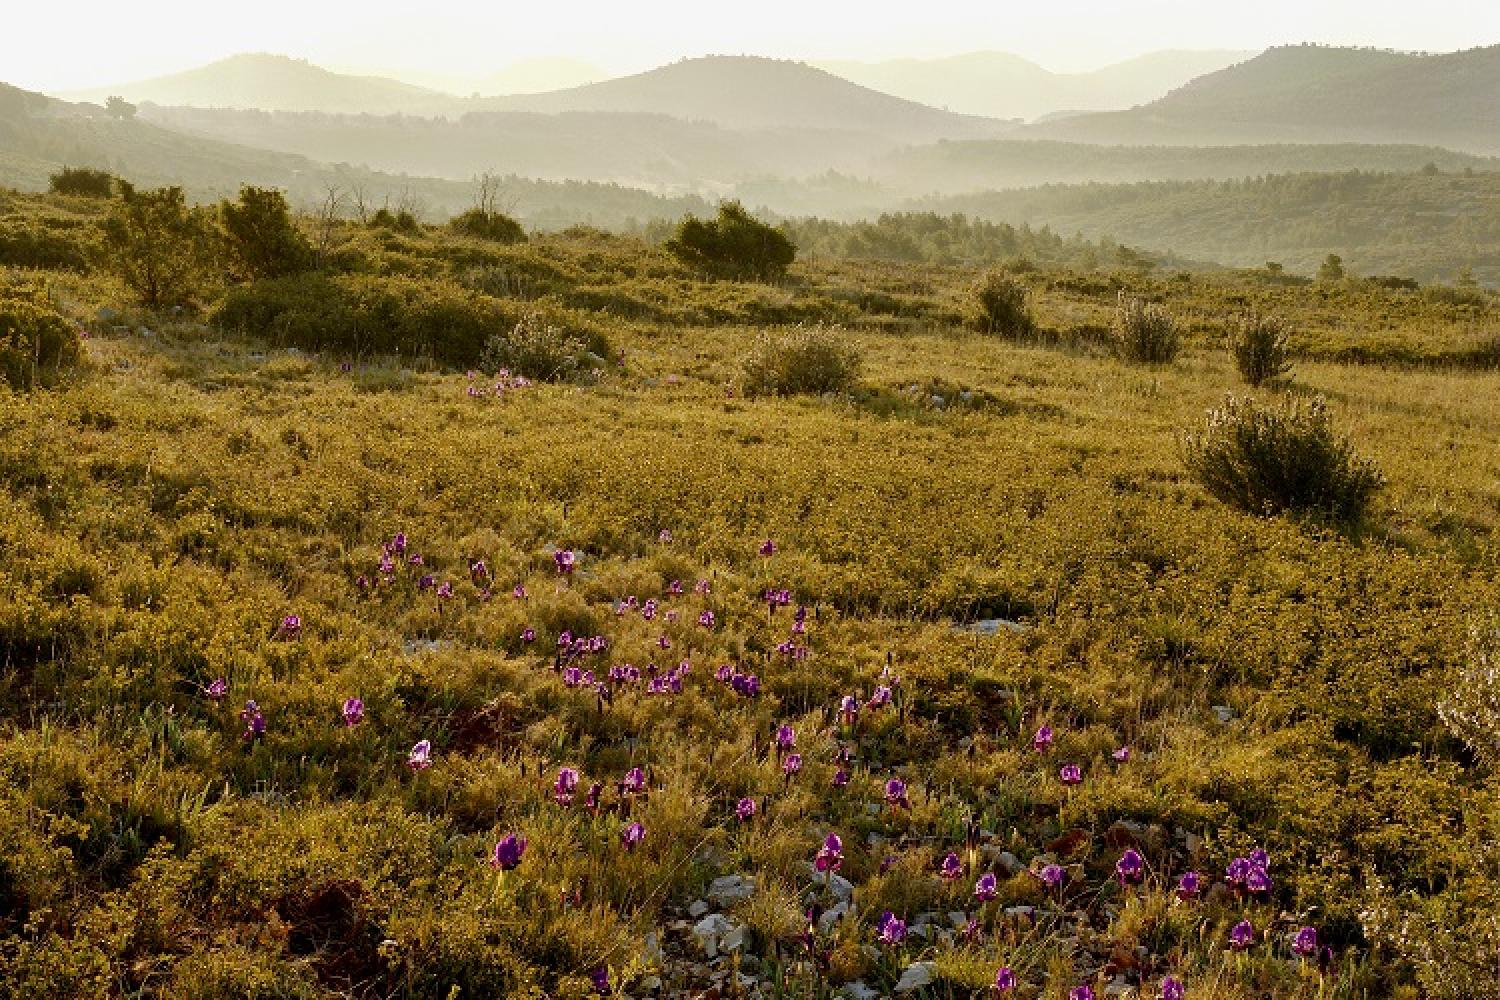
[939,851,963,882]
[1032,725,1054,752]
[554,767,579,805]
[512,584,527,599]
[490,833,527,871]
[1059,763,1083,785]
[591,967,610,995]
[1038,864,1065,888]
[1226,857,1252,886]
[205,677,228,701]
[435,581,454,600]
[876,910,907,946]
[1246,865,1272,895]
[470,560,489,583]
[782,753,803,778]
[1249,847,1269,869]
[584,782,602,813]
[658,529,673,544]
[974,872,998,902]
[1160,977,1185,1000]
[1112,745,1131,762]
[832,768,849,788]
[775,724,796,751]
[278,614,302,639]
[407,739,433,770]
[553,549,576,575]
[695,578,712,594]
[1292,925,1318,957]
[1229,919,1255,951]
[759,538,776,557]
[814,833,843,872]
[839,695,860,726]
[697,610,715,629]
[1069,988,1095,1000]
[657,634,671,650]
[521,627,536,643]
[241,701,265,739]
[867,685,892,710]
[667,579,684,595]
[1115,848,1145,886]
[341,697,364,727]
[994,966,1017,992]
[418,573,435,591]
[390,532,407,554]
[884,777,909,809]
[620,821,646,850]
[621,767,646,796]
[736,797,757,822]
[1176,870,1202,900]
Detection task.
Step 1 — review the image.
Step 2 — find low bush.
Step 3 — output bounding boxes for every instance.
[971,270,1034,338]
[47,167,116,199]
[0,273,81,388]
[1181,394,1385,523]
[213,273,517,365]
[481,312,607,381]
[0,219,92,271]
[1112,292,1180,363]
[741,323,862,397]
[449,208,526,245]
[1230,311,1294,387]
[220,186,313,281]
[100,183,219,308]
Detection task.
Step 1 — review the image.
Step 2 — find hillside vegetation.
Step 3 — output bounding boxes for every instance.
[0,181,1497,996]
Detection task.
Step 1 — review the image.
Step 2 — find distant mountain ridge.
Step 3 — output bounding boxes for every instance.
[63,53,458,115]
[814,49,1253,120]
[1024,44,1500,153]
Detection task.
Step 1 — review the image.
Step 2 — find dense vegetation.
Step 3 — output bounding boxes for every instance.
[0,182,1497,997]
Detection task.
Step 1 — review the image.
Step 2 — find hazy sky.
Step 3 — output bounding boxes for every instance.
[7,0,1498,91]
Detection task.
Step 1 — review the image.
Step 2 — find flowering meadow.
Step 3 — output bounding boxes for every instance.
[1,193,1498,998]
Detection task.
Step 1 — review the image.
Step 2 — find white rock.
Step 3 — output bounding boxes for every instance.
[818,901,852,934]
[1212,705,1236,723]
[842,983,880,1000]
[721,924,746,953]
[692,913,734,959]
[948,911,969,930]
[895,962,935,993]
[688,900,710,918]
[708,874,756,907]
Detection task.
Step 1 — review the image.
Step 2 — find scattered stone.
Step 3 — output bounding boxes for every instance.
[948,911,969,930]
[818,901,852,934]
[1004,905,1036,922]
[1104,976,1135,996]
[842,982,881,1000]
[402,638,450,656]
[1212,705,1236,724]
[956,618,1030,636]
[691,913,735,959]
[688,900,710,918]
[641,931,664,966]
[894,962,935,993]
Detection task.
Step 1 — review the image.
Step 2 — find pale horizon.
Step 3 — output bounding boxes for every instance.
[7,0,1499,93]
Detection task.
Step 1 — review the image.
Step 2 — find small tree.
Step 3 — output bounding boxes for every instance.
[48,166,116,198]
[1181,394,1384,524]
[666,201,795,282]
[100,183,216,308]
[1317,253,1346,282]
[1229,311,1293,387]
[103,96,137,120]
[220,186,312,281]
[1111,292,1180,363]
[971,270,1034,338]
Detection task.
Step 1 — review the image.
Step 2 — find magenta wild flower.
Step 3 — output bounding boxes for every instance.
[341,697,364,727]
[490,833,527,871]
[407,739,433,770]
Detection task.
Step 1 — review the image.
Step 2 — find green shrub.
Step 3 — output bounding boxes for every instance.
[0,219,92,271]
[480,311,605,382]
[220,186,313,281]
[449,208,526,245]
[971,270,1034,337]
[666,201,795,282]
[369,207,420,233]
[741,323,862,397]
[213,272,521,365]
[99,183,218,308]
[1181,394,1384,523]
[1112,292,1180,363]
[1230,311,1293,387]
[0,274,81,389]
[47,167,115,199]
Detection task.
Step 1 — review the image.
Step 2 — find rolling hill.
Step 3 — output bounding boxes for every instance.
[815,49,1252,121]
[1025,45,1500,154]
[472,55,1013,141]
[63,53,459,115]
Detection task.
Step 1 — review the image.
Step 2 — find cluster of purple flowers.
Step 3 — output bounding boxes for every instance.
[714,664,762,698]
[464,369,532,398]
[1225,847,1273,896]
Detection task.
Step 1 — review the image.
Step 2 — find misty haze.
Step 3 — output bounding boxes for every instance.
[0,3,1498,998]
